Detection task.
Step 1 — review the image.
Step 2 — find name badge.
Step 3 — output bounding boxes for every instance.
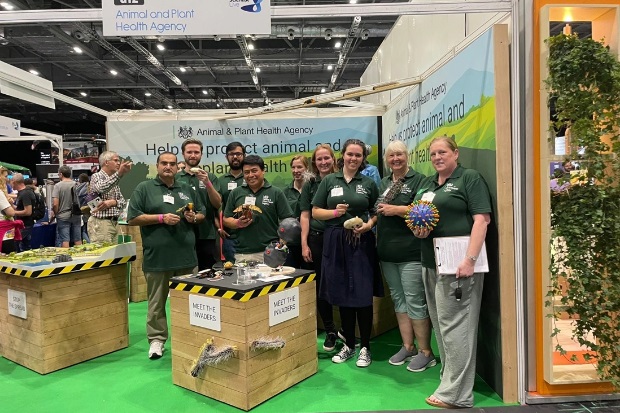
[163,194,175,204]
[331,187,344,197]
[421,192,436,202]
[228,182,237,190]
[244,196,256,206]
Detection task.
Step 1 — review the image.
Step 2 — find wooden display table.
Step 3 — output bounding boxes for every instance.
[169,269,317,411]
[0,243,136,374]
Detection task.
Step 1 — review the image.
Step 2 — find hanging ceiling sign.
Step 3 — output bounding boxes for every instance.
[102,0,271,37]
[0,115,20,138]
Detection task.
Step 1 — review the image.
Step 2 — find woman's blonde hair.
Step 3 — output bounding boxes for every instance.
[383,140,409,164]
[290,155,309,169]
[311,144,338,175]
[430,135,458,151]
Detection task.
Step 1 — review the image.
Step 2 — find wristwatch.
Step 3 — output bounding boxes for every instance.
[467,255,478,262]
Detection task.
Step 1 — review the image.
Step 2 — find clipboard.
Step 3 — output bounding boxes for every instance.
[433,236,489,275]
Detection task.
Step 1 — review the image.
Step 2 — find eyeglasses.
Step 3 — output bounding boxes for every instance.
[227,152,244,158]
[109,158,121,163]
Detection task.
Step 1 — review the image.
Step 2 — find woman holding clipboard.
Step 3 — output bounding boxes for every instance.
[412,136,491,409]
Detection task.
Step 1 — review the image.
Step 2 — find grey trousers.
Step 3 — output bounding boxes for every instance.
[422,267,484,408]
[145,267,195,344]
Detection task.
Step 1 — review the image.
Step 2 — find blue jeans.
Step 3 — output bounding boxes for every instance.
[56,216,82,245]
[17,226,32,252]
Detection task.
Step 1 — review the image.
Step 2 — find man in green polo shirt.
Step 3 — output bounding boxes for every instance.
[127,152,206,360]
[223,154,293,263]
[176,138,222,270]
[218,141,246,262]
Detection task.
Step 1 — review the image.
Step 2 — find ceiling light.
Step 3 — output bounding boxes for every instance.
[255,67,261,73]
[73,46,83,54]
[80,91,88,97]
[248,43,255,50]
[349,0,357,3]
[144,92,152,97]
[110,69,118,75]
[216,103,220,108]
[327,65,333,70]
[167,105,173,109]
[202,90,208,95]
[179,67,186,72]
[156,43,165,51]
[321,88,326,93]
[335,41,342,49]
[29,69,39,76]
[1,2,14,10]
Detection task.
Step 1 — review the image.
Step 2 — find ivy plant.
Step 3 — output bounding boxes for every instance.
[545,34,620,387]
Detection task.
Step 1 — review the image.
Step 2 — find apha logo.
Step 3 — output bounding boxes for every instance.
[114,0,145,5]
[178,126,193,140]
[241,0,263,13]
[395,108,401,124]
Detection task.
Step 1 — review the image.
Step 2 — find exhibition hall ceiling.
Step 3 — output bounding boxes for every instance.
[0,0,405,132]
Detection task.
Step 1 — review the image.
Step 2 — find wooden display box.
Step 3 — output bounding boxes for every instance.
[170,275,317,411]
[0,265,128,374]
[127,225,147,302]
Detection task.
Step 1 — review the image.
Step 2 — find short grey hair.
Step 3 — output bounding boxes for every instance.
[99,151,117,166]
[11,173,24,185]
[58,165,72,178]
[384,140,409,163]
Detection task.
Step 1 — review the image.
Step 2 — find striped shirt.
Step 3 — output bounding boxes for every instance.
[89,169,126,219]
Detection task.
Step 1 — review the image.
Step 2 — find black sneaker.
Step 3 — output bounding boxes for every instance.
[337,329,360,348]
[323,332,337,352]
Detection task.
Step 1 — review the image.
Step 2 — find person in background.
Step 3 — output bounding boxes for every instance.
[177,161,187,171]
[223,155,293,263]
[76,173,90,243]
[376,140,435,372]
[12,173,35,251]
[412,136,491,409]
[312,139,381,368]
[127,152,205,360]
[52,166,83,248]
[176,138,222,270]
[0,167,16,202]
[361,144,381,187]
[217,142,246,262]
[283,155,310,268]
[300,144,340,351]
[0,179,18,253]
[88,151,132,243]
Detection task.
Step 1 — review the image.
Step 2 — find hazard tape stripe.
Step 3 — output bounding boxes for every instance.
[169,272,316,301]
[2,256,135,279]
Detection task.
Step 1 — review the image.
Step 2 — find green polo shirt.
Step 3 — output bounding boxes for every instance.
[223,179,293,254]
[127,177,205,272]
[218,171,245,209]
[175,170,221,240]
[414,165,492,269]
[311,171,379,227]
[299,177,326,233]
[283,182,302,218]
[376,168,426,263]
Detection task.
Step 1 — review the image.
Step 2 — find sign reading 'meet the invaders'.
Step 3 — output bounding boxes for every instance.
[102,0,271,37]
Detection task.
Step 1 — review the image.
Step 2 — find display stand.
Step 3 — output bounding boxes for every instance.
[0,243,136,374]
[169,269,317,411]
[126,225,147,302]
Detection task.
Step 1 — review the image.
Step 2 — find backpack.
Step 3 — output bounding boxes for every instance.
[71,185,82,216]
[30,188,46,221]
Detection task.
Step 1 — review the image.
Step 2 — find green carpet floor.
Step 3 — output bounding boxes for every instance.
[0,301,506,412]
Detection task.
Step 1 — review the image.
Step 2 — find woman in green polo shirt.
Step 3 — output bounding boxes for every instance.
[300,144,339,352]
[412,136,492,409]
[312,139,381,368]
[376,140,436,373]
[283,155,310,269]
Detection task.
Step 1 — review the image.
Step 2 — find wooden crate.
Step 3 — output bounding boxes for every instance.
[170,280,317,411]
[317,278,398,338]
[0,266,128,374]
[127,225,147,302]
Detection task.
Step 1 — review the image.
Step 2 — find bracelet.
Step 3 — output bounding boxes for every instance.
[333,209,338,217]
[466,255,478,262]
[158,214,164,224]
[206,181,213,187]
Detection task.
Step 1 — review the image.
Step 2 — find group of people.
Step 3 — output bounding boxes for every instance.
[124,135,491,409]
[0,168,40,253]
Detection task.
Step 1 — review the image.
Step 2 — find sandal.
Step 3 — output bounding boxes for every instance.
[425,396,463,409]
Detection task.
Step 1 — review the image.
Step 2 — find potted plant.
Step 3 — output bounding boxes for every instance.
[545,33,620,387]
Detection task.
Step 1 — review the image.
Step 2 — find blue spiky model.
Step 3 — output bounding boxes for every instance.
[405,200,440,232]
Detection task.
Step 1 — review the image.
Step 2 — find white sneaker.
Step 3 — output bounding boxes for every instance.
[332,344,355,364]
[356,347,372,368]
[148,341,164,359]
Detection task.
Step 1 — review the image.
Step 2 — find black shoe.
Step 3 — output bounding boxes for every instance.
[337,329,360,348]
[323,332,337,352]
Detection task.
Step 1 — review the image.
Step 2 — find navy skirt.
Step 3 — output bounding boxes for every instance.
[320,226,383,307]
